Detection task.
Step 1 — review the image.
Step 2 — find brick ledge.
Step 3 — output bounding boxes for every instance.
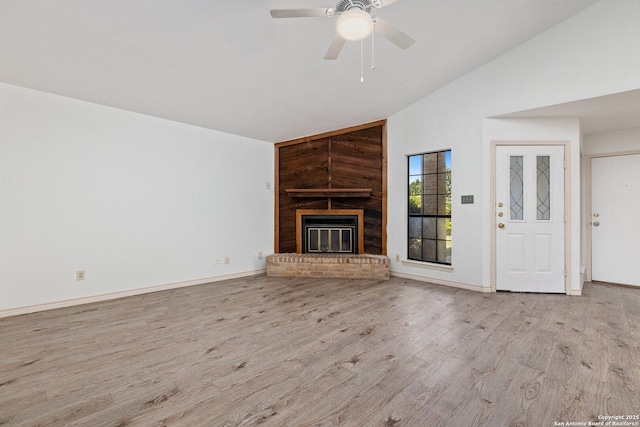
[266,253,389,264]
[266,253,390,279]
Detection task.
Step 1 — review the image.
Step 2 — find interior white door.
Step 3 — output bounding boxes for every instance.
[496,145,565,293]
[591,154,640,287]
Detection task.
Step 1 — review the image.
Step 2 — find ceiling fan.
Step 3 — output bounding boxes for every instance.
[270,0,415,60]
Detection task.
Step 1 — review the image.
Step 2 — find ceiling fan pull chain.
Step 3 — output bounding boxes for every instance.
[360,39,364,82]
[371,29,375,70]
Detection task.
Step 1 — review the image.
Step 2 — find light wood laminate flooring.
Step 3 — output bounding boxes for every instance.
[1,276,639,426]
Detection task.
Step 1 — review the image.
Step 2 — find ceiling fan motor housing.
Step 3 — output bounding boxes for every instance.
[336,0,374,13]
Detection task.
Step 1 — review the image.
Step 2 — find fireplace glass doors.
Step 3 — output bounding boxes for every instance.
[303,215,358,253]
[296,210,364,254]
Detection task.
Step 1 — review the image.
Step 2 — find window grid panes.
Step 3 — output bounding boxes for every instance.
[408,150,451,264]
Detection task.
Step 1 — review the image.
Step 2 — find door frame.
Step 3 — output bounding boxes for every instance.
[585,149,640,283]
[490,141,571,294]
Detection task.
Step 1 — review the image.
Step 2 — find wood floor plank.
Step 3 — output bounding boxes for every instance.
[521,328,558,372]
[1,276,639,426]
[544,339,579,393]
[400,362,480,427]
[353,378,435,427]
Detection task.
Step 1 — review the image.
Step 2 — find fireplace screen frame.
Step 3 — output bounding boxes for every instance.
[296,209,365,254]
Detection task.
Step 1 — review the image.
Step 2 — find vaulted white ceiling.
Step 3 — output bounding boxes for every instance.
[0,0,600,142]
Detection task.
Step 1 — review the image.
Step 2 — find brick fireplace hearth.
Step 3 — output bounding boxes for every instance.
[266,253,390,280]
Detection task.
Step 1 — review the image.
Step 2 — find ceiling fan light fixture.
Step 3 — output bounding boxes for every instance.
[336,9,373,41]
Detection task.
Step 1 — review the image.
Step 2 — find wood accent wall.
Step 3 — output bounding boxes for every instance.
[275,120,387,255]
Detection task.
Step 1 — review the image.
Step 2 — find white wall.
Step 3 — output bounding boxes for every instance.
[583,127,640,155]
[387,0,640,291]
[0,83,274,312]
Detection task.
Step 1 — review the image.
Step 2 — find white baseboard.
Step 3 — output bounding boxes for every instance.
[391,271,491,293]
[0,270,266,319]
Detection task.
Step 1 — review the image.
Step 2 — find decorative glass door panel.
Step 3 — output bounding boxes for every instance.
[510,156,524,221]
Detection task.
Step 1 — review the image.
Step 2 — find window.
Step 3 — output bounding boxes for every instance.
[408,150,452,264]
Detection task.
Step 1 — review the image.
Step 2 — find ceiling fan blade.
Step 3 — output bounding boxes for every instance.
[372,0,402,7]
[270,8,334,18]
[373,17,415,50]
[324,35,347,60]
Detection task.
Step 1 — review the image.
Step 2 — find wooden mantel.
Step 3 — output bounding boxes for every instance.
[285,188,372,198]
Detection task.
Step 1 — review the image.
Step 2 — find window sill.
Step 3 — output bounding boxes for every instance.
[401,260,454,272]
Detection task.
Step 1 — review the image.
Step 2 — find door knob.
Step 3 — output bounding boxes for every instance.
[498,223,505,228]
[593,221,600,227]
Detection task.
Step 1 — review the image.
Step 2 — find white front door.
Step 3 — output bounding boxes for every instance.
[591,153,640,287]
[495,145,565,293]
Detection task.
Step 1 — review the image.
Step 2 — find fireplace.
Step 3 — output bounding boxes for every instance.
[303,215,357,253]
[296,209,364,254]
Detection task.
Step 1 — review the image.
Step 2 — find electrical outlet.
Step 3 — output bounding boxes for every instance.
[258,251,263,259]
[214,256,219,264]
[224,256,230,264]
[76,270,85,281]
[266,181,271,190]
[395,254,400,262]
